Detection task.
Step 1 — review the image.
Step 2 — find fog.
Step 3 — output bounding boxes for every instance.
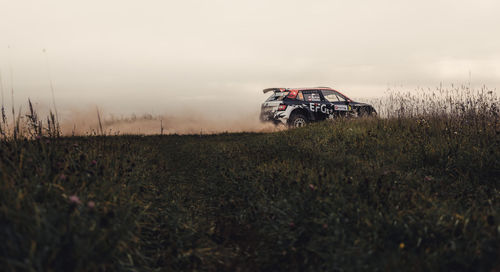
[0,0,499,132]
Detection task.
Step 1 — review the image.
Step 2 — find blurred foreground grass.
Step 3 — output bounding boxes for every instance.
[0,115,499,271]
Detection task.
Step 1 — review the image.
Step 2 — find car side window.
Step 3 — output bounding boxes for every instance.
[296,91,304,101]
[321,90,339,102]
[335,92,347,102]
[322,90,347,102]
[303,91,321,102]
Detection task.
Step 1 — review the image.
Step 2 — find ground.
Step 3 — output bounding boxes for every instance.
[0,117,499,271]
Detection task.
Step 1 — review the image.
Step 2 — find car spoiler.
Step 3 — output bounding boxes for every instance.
[263,88,286,93]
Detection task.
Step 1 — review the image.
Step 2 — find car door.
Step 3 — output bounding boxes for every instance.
[302,90,327,120]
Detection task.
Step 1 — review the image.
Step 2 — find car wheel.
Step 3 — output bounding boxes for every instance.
[288,114,308,128]
[366,107,377,117]
[358,107,377,117]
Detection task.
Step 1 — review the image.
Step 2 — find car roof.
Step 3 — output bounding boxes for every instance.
[263,87,334,93]
[263,87,352,101]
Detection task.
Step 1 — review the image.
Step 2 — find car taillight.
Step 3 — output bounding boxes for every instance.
[278,104,287,111]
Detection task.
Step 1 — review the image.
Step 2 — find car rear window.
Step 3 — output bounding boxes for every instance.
[266,91,290,101]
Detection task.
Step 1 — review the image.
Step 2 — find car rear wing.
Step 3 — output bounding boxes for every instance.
[263,88,300,99]
[263,88,286,93]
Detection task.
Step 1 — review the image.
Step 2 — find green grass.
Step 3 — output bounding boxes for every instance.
[1,116,499,271]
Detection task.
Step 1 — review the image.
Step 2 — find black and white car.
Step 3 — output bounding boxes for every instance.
[260,87,376,127]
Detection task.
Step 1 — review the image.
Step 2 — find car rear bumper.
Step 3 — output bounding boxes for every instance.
[260,111,288,125]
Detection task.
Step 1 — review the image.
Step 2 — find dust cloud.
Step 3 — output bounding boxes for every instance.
[58,108,282,135]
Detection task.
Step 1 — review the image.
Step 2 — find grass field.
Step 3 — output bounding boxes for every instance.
[1,109,499,270]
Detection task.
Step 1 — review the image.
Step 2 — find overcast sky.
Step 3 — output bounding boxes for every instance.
[0,0,499,117]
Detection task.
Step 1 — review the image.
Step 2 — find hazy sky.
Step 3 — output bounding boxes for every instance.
[0,0,499,117]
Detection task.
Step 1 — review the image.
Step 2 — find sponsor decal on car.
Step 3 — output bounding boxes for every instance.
[309,103,331,114]
[334,105,349,111]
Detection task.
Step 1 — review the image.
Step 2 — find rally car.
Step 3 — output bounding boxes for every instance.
[260,87,376,127]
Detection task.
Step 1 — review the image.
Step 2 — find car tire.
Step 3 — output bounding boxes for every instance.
[367,107,377,117]
[358,107,377,117]
[288,113,308,128]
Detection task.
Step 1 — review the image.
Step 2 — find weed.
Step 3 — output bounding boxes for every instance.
[0,86,499,270]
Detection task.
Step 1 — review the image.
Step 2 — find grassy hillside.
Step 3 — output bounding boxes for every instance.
[0,115,499,271]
